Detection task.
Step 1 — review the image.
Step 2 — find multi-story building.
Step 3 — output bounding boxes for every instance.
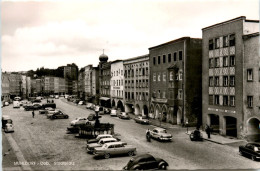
[202,16,259,138]
[111,60,124,111]
[85,65,93,99]
[1,73,10,101]
[124,55,150,116]
[149,37,202,125]
[35,78,43,95]
[78,68,85,100]
[64,63,78,94]
[54,77,59,94]
[26,76,31,97]
[91,67,99,104]
[99,52,111,107]
[44,76,55,95]
[21,75,27,99]
[58,77,66,95]
[9,73,22,98]
[72,80,78,95]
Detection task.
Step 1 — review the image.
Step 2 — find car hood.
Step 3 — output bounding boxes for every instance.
[88,143,101,148]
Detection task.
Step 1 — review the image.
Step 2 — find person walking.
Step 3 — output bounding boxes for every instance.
[146,129,151,142]
[205,124,211,139]
[32,110,35,118]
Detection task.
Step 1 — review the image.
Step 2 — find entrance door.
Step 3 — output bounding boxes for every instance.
[225,116,237,137]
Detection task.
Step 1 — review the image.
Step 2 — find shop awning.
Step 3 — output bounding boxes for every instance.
[99,97,110,101]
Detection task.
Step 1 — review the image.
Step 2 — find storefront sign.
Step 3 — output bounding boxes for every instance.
[208,107,236,114]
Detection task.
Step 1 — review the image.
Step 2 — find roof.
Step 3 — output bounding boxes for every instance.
[111,59,123,64]
[149,37,201,50]
[123,54,149,62]
[243,32,259,40]
[202,16,259,31]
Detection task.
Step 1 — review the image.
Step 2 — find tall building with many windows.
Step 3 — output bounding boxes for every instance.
[124,55,150,117]
[202,16,259,139]
[149,37,202,125]
[111,60,124,111]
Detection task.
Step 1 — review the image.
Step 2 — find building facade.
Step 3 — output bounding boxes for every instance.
[26,76,31,97]
[202,16,259,138]
[111,60,124,111]
[1,73,10,101]
[9,73,22,98]
[99,53,111,107]
[149,37,202,125]
[124,55,150,116]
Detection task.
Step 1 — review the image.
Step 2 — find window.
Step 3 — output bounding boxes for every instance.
[230,76,235,86]
[223,36,229,47]
[163,72,166,81]
[146,79,148,87]
[230,96,235,106]
[215,76,219,86]
[153,57,156,65]
[142,68,145,76]
[168,54,171,63]
[223,96,228,106]
[223,76,229,86]
[209,59,214,68]
[247,69,253,81]
[247,96,253,108]
[136,69,138,76]
[132,92,134,99]
[223,56,228,67]
[158,56,161,64]
[230,56,235,66]
[215,38,220,49]
[136,92,138,100]
[153,73,156,81]
[158,73,161,81]
[169,71,173,81]
[209,39,214,50]
[163,55,166,63]
[214,95,219,105]
[179,51,183,61]
[178,89,183,100]
[179,70,183,80]
[125,92,127,99]
[162,91,166,98]
[209,77,214,86]
[215,58,220,67]
[146,67,148,76]
[157,90,161,98]
[174,52,177,61]
[229,34,235,46]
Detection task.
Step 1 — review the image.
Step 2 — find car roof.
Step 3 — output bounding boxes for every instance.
[99,138,117,141]
[154,127,166,131]
[98,134,112,138]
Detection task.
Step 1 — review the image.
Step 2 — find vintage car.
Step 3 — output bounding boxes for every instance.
[39,107,55,114]
[93,142,136,159]
[4,123,14,133]
[46,109,62,119]
[148,127,172,141]
[104,108,111,114]
[87,134,120,144]
[123,153,169,170]
[2,115,12,128]
[239,143,260,161]
[51,112,69,119]
[87,138,119,154]
[78,101,85,105]
[110,109,117,117]
[55,95,59,99]
[70,117,88,126]
[119,112,130,120]
[86,103,95,110]
[134,116,149,125]
[24,103,42,111]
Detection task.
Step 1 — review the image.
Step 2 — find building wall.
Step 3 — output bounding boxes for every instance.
[9,74,21,97]
[26,76,31,97]
[54,77,59,94]
[85,65,93,96]
[1,73,10,101]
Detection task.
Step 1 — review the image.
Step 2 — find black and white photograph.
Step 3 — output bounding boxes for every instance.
[1,0,260,170]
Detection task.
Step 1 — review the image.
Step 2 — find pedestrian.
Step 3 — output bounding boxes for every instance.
[32,110,35,118]
[205,124,211,139]
[146,129,151,142]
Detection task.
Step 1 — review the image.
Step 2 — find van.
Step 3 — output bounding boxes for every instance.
[13,101,20,108]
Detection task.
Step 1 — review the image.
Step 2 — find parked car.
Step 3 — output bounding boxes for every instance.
[24,103,42,111]
[78,101,85,105]
[36,96,43,100]
[39,107,55,114]
[190,129,203,141]
[51,112,69,119]
[87,134,121,145]
[148,127,172,141]
[14,97,21,101]
[104,108,111,114]
[46,109,62,118]
[4,123,14,133]
[2,115,12,129]
[41,103,56,109]
[32,99,41,103]
[4,101,9,106]
[13,101,20,108]
[239,143,260,161]
[87,138,119,154]
[123,153,169,170]
[70,117,88,126]
[93,142,136,159]
[119,112,130,120]
[55,95,59,99]
[86,103,94,109]
[110,109,117,117]
[87,113,96,121]
[134,116,149,124]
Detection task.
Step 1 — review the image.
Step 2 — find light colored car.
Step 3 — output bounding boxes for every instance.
[149,127,172,141]
[110,109,117,117]
[13,101,20,108]
[39,107,55,114]
[46,109,61,119]
[87,137,119,154]
[94,142,136,159]
[78,101,85,105]
[4,123,14,133]
[87,134,119,144]
[70,117,88,126]
[119,112,130,119]
[134,116,149,124]
[4,101,9,106]
[55,95,59,99]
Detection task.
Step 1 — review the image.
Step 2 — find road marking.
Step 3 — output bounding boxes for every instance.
[4,133,32,171]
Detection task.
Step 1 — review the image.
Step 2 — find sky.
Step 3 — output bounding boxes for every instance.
[1,0,259,72]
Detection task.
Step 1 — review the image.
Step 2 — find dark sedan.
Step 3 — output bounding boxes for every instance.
[123,153,168,170]
[239,143,260,161]
[51,112,69,119]
[134,116,149,125]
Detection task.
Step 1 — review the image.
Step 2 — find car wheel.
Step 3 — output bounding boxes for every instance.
[104,153,110,159]
[53,116,57,119]
[65,116,68,119]
[159,163,167,170]
[252,155,256,161]
[128,151,134,156]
